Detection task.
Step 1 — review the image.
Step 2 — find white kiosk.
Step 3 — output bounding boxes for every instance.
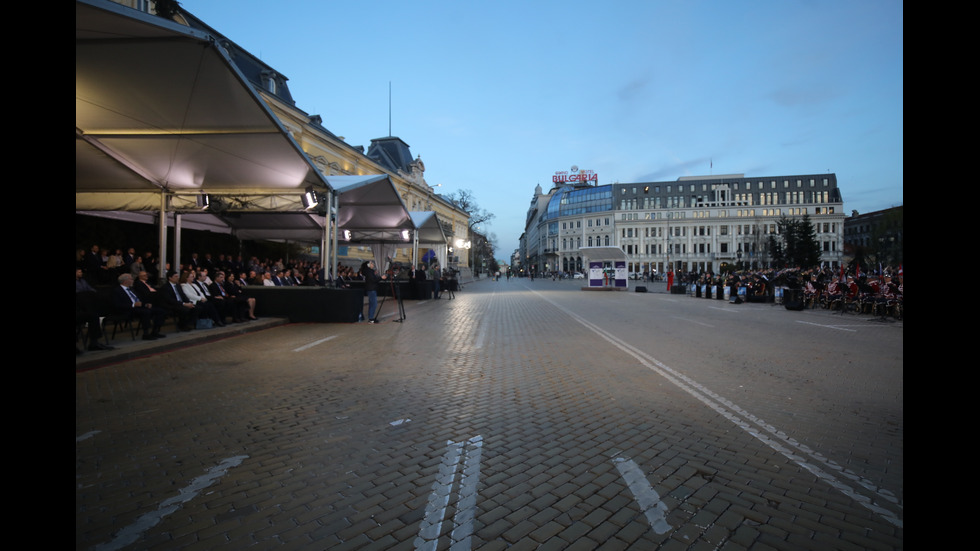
[579,246,630,291]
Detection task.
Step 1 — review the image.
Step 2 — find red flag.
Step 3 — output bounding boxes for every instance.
[856,263,861,278]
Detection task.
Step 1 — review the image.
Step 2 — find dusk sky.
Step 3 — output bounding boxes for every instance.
[185,0,903,260]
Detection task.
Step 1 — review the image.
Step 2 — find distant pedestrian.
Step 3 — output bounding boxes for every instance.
[431,263,442,299]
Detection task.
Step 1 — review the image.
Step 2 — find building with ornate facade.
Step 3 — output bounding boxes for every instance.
[521,173,845,276]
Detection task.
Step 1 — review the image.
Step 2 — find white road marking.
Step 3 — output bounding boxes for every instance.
[532,290,903,529]
[472,320,488,349]
[76,430,100,443]
[93,455,249,551]
[415,436,483,551]
[293,335,337,352]
[796,320,858,332]
[672,316,714,328]
[613,457,672,534]
[451,436,483,548]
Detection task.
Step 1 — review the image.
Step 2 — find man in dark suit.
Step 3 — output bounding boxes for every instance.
[112,273,166,340]
[76,269,112,352]
[122,247,138,272]
[210,271,253,322]
[132,270,160,303]
[159,271,199,331]
[206,271,237,323]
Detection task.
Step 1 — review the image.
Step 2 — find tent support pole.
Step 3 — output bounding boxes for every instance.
[157,192,168,285]
[330,191,339,286]
[322,191,332,285]
[173,212,182,280]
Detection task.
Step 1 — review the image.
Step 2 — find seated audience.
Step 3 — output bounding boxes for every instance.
[180,270,224,327]
[111,273,166,341]
[159,270,200,331]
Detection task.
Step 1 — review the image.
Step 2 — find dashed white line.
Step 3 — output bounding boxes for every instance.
[293,335,337,352]
[672,316,714,327]
[532,289,903,529]
[796,320,858,332]
[613,457,672,534]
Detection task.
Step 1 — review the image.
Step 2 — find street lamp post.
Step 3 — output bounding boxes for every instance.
[666,211,672,280]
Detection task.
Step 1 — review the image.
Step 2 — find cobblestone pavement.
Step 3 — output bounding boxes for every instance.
[76,278,903,550]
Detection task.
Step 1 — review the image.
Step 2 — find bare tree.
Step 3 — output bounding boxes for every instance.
[445,189,495,228]
[445,190,498,272]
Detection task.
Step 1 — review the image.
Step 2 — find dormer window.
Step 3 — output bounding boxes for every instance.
[260,70,278,94]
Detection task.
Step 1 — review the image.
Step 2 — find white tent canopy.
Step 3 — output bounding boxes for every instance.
[578,246,630,262]
[76,0,423,278]
[76,0,331,208]
[410,211,450,246]
[579,246,631,289]
[331,175,414,243]
[328,175,416,271]
[410,211,451,269]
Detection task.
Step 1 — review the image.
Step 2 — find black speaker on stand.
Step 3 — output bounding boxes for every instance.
[783,289,804,310]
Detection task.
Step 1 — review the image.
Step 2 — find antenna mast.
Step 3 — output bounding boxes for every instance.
[388,81,392,136]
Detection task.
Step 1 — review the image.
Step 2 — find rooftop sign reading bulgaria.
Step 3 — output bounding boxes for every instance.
[553,166,597,184]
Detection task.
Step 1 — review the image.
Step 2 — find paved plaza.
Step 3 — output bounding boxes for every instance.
[76,278,903,550]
